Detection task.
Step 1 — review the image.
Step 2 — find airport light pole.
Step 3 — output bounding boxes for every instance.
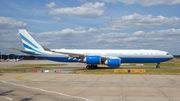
[1,49,2,61]
[8,50,9,59]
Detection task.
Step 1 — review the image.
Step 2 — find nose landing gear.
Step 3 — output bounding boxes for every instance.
[156,62,160,68]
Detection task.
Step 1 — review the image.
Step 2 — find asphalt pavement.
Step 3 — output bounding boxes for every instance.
[0,60,180,101]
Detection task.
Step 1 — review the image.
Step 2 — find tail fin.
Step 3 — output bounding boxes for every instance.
[20,57,24,60]
[19,57,24,61]
[19,29,44,53]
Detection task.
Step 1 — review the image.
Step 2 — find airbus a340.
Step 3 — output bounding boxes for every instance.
[10,29,173,69]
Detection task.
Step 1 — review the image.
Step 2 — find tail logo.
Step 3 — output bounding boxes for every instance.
[19,29,44,53]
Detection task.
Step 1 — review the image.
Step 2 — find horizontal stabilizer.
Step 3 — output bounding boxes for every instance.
[9,48,35,53]
[42,46,51,51]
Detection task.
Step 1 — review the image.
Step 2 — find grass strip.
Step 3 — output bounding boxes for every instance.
[100,59,180,67]
[13,64,67,67]
[120,63,180,67]
[71,69,180,75]
[0,69,51,73]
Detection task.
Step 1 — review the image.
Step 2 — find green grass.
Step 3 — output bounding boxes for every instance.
[71,69,180,75]
[120,63,180,67]
[13,64,67,67]
[119,58,180,67]
[72,59,180,75]
[99,59,180,67]
[145,69,180,75]
[71,69,114,74]
[0,69,51,73]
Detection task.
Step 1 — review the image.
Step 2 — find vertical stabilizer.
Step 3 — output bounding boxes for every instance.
[19,29,44,53]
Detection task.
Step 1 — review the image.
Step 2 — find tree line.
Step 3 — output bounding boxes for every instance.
[0,54,43,60]
[1,54,180,60]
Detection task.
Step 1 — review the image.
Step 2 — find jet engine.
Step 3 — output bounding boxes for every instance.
[105,59,121,67]
[83,56,101,64]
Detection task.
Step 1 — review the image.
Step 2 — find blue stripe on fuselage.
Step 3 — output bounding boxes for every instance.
[37,56,81,62]
[35,55,173,63]
[120,57,173,63]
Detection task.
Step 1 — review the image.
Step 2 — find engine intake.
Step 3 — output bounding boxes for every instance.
[105,59,121,67]
[83,56,101,64]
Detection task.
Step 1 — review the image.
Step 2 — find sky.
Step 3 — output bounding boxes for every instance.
[0,0,180,55]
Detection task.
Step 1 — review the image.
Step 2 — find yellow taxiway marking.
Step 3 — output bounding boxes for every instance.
[16,74,54,83]
[0,76,20,80]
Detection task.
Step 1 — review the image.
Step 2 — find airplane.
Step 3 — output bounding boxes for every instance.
[4,59,10,62]
[16,57,24,62]
[9,29,174,69]
[4,58,14,62]
[4,57,23,62]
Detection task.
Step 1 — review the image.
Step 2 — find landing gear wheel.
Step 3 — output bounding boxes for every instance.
[94,65,98,69]
[91,65,98,69]
[86,65,98,69]
[86,65,91,69]
[91,65,94,69]
[156,65,160,68]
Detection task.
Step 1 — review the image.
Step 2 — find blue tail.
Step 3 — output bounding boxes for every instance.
[19,29,44,53]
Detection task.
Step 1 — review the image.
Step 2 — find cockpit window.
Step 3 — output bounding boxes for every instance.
[166,53,170,55]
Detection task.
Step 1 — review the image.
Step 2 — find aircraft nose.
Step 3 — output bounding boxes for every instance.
[170,55,174,59]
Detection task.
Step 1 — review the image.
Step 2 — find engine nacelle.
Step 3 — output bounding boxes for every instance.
[83,56,101,64]
[105,59,121,67]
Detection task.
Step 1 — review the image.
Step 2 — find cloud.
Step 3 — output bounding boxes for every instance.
[91,28,180,54]
[0,17,26,31]
[100,13,180,31]
[75,27,85,31]
[4,26,180,54]
[34,27,94,48]
[0,16,27,54]
[78,0,88,2]
[31,27,180,55]
[0,16,178,54]
[94,28,180,49]
[52,17,62,22]
[101,0,180,6]
[19,18,53,24]
[88,28,99,32]
[36,27,90,37]
[46,2,56,8]
[48,2,106,18]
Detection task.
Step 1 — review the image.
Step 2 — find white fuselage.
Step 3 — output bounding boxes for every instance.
[52,49,169,56]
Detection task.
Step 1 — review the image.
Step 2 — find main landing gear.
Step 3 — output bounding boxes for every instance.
[156,63,160,68]
[86,65,98,69]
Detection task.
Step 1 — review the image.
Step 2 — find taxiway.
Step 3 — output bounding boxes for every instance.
[0,60,180,101]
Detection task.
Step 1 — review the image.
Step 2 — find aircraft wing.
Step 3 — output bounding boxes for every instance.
[38,45,120,59]
[41,46,83,57]
[51,50,84,57]
[51,50,120,60]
